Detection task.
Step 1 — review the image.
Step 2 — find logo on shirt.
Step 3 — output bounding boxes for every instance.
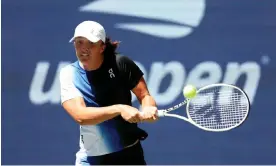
[108,68,115,78]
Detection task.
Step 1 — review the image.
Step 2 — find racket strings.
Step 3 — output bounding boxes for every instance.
[188,86,249,130]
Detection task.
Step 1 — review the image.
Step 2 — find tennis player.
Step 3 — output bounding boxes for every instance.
[59,20,158,165]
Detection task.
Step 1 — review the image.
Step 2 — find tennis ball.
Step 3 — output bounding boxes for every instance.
[183,84,197,99]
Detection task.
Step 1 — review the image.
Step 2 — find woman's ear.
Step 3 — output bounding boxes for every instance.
[100,44,106,54]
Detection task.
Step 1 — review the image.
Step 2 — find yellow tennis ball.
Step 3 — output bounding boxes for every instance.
[183,85,197,99]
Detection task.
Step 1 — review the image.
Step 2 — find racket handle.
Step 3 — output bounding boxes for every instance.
[157,110,165,117]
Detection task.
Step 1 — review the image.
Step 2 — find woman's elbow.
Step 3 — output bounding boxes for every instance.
[73,113,97,125]
[74,118,86,125]
[76,119,96,125]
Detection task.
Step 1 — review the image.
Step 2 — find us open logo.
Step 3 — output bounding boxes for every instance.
[79,0,206,39]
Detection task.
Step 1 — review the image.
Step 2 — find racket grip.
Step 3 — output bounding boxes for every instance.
[157,110,165,117]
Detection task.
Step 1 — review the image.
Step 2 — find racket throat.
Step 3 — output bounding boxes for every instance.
[157,110,166,117]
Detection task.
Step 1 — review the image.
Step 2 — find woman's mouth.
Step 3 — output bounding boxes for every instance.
[81,53,89,56]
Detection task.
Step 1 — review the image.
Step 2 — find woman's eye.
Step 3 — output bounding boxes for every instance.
[88,41,95,46]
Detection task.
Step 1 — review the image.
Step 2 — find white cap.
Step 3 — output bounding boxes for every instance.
[69,21,106,43]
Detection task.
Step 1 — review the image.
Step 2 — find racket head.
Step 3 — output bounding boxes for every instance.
[186,83,250,132]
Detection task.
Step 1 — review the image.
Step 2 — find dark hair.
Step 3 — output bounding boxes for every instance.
[103,37,120,56]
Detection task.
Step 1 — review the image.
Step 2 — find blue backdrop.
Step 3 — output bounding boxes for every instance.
[2,0,276,164]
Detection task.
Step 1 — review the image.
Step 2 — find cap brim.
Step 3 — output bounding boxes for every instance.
[69,35,101,43]
[69,37,75,43]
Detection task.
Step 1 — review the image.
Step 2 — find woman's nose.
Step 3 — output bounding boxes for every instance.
[80,47,89,52]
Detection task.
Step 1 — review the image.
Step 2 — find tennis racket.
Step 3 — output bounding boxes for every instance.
[157,83,250,132]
